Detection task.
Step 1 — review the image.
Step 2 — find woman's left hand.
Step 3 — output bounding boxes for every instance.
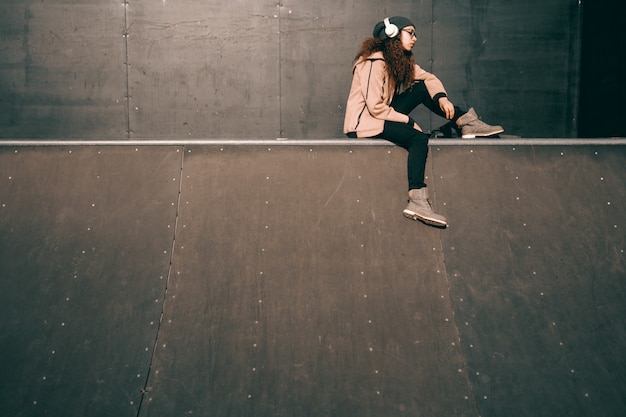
[439,97,455,120]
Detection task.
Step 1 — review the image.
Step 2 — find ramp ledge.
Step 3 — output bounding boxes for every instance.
[0,138,625,147]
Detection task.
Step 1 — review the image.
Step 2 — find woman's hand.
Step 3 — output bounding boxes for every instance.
[439,97,455,120]
[407,116,423,132]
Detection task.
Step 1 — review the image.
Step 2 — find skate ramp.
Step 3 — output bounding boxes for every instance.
[0,141,624,417]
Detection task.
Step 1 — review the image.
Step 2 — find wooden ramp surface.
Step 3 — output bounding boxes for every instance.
[0,143,624,417]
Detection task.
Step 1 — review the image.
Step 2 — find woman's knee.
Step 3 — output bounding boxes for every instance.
[391,82,429,114]
[407,130,429,150]
[410,129,429,143]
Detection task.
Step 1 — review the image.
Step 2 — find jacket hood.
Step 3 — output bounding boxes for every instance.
[352,51,384,71]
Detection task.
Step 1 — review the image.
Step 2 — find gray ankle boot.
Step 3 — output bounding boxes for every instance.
[403,188,448,227]
[457,107,504,139]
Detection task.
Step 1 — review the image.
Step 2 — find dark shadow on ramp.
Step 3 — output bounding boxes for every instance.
[435,144,626,417]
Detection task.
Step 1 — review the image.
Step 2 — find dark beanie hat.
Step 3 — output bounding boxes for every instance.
[373,16,415,40]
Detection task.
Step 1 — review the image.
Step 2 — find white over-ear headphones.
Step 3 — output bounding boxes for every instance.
[383,17,399,38]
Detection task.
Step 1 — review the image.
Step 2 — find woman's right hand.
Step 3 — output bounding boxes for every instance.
[439,97,456,120]
[412,122,422,132]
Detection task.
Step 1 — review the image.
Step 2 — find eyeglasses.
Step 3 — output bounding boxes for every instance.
[402,29,417,39]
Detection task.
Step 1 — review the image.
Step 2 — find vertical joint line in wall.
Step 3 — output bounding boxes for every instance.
[430,0,435,73]
[277,3,283,137]
[568,0,583,136]
[124,0,131,138]
[429,0,435,130]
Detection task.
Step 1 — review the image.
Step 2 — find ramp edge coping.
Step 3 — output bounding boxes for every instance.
[1,138,625,147]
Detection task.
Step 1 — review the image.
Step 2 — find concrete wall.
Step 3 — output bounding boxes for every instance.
[0,0,581,139]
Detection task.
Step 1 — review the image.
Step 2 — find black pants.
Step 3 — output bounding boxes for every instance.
[379,82,464,190]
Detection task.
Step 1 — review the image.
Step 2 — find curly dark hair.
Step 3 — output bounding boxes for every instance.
[354,37,415,92]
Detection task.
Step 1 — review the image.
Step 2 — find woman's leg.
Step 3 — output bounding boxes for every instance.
[378,121,429,190]
[391,82,465,123]
[394,82,504,138]
[378,120,447,227]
